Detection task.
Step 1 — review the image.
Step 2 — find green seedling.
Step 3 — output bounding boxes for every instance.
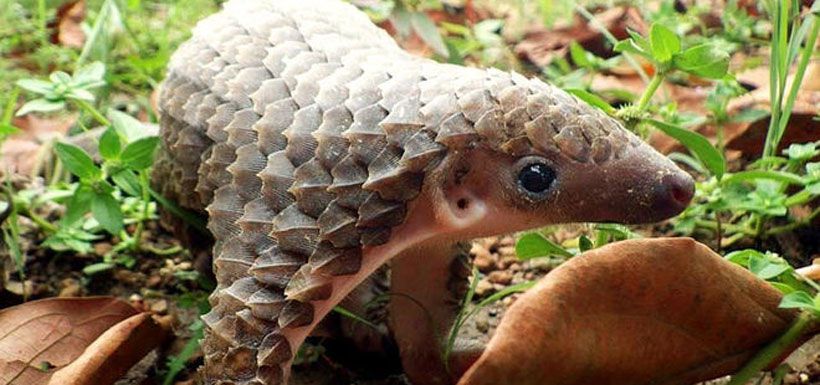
[15,62,107,119]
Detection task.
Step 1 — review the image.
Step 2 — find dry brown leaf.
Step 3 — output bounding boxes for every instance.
[0,297,137,385]
[47,312,170,385]
[54,0,86,48]
[515,7,647,67]
[458,238,811,385]
[797,260,820,281]
[0,114,76,175]
[653,63,820,157]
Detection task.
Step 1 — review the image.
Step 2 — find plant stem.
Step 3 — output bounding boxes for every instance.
[132,170,151,251]
[73,99,111,127]
[767,206,820,236]
[636,73,663,113]
[37,0,47,46]
[726,311,816,385]
[24,208,57,234]
[694,219,754,236]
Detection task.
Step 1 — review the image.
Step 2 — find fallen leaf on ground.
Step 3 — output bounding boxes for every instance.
[47,312,170,385]
[654,63,819,157]
[459,238,814,385]
[0,297,165,385]
[53,1,86,48]
[0,114,76,175]
[723,87,819,158]
[515,7,647,67]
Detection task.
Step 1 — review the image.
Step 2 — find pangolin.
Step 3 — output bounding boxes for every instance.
[153,0,695,384]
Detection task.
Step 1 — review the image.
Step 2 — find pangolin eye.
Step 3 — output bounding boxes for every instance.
[518,162,556,194]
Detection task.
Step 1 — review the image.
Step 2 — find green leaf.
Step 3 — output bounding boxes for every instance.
[49,71,72,85]
[769,282,796,295]
[83,262,115,275]
[779,291,817,312]
[566,88,615,115]
[390,7,413,37]
[721,170,805,187]
[67,88,96,102]
[648,119,726,178]
[649,23,681,63]
[72,62,106,88]
[515,232,573,260]
[673,44,730,79]
[410,12,449,57]
[54,142,102,180]
[121,136,160,170]
[16,99,66,116]
[614,39,651,60]
[78,0,123,65]
[111,169,141,196]
[627,29,651,52]
[99,126,122,160]
[108,109,151,142]
[91,192,123,234]
[0,123,20,137]
[724,249,762,266]
[63,185,94,225]
[568,42,591,68]
[15,79,53,95]
[748,254,790,280]
[785,143,819,162]
[579,235,594,252]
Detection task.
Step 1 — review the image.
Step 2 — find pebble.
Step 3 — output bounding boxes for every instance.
[146,275,163,288]
[150,299,168,314]
[502,295,518,308]
[475,318,489,333]
[474,279,495,296]
[93,242,113,256]
[58,278,81,297]
[488,271,513,285]
[471,243,495,272]
[496,256,519,270]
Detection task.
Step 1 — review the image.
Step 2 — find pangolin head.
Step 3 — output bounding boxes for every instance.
[420,69,694,239]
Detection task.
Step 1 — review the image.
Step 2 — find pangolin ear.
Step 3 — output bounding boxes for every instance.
[431,183,489,232]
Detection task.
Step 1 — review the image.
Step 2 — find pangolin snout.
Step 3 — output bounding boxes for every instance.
[651,171,695,218]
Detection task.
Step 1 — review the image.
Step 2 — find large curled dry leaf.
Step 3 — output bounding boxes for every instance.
[0,297,166,385]
[459,238,808,385]
[47,312,169,385]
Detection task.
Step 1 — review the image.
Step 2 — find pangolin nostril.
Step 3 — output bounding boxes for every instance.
[666,173,695,207]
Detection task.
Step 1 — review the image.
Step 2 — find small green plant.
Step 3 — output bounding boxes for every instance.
[15,62,107,120]
[723,248,820,385]
[515,223,636,260]
[164,284,212,385]
[672,1,819,247]
[363,0,449,58]
[441,19,517,68]
[15,62,165,273]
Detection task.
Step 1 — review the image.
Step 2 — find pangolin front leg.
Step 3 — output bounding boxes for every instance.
[153,0,695,384]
